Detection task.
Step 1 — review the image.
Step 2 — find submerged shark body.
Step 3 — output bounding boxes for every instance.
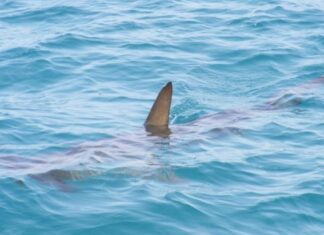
[1,77,323,190]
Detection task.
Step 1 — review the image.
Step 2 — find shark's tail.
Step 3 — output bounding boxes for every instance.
[145,82,172,133]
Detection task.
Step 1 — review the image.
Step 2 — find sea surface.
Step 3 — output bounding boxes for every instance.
[0,0,324,234]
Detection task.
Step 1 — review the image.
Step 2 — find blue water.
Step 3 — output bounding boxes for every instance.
[1,0,324,234]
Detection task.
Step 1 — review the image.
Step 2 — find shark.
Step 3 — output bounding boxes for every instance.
[0,77,323,191]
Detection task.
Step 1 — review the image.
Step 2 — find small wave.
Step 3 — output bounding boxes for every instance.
[40,33,106,50]
[0,5,95,23]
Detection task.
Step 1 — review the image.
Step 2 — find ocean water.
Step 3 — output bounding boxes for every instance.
[0,0,324,234]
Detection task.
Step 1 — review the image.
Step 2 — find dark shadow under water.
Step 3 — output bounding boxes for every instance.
[0,77,323,191]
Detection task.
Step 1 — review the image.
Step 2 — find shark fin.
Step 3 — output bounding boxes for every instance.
[145,82,173,128]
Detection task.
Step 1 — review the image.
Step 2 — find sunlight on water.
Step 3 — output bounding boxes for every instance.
[0,0,323,234]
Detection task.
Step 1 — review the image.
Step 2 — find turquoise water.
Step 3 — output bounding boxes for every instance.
[1,0,324,234]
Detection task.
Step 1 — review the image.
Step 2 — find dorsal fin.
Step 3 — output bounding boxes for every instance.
[145,82,172,128]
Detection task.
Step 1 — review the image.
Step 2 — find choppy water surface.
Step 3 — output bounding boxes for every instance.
[1,0,324,234]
